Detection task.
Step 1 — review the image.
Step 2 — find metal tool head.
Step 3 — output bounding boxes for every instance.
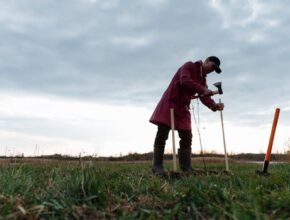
[213,82,223,94]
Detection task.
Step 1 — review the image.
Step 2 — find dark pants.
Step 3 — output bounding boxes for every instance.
[154,123,192,149]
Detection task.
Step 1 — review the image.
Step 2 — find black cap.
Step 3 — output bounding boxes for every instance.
[208,56,222,73]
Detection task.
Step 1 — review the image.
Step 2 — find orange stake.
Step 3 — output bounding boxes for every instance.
[256,108,280,176]
[265,108,280,161]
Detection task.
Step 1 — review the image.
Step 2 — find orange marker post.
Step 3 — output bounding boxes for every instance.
[256,108,280,176]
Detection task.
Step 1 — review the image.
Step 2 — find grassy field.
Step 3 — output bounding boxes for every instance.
[0,160,290,219]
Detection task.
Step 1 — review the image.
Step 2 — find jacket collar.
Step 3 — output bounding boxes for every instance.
[197,60,206,78]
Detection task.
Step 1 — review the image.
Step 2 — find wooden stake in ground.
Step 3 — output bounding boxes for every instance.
[170,108,177,171]
[256,108,280,176]
[219,99,229,172]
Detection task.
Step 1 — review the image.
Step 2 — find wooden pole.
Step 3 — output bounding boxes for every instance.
[170,108,177,172]
[219,99,229,171]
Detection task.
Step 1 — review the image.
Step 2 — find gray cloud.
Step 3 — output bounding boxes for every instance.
[0,0,290,127]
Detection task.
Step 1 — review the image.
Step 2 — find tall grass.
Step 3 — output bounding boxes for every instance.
[0,161,290,219]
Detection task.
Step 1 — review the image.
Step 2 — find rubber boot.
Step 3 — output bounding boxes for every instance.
[152,147,166,176]
[178,148,193,172]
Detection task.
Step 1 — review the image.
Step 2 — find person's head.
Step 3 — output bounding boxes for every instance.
[202,56,222,75]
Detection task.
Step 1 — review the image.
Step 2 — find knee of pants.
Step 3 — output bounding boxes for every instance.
[154,130,170,146]
[178,130,192,148]
[154,124,170,147]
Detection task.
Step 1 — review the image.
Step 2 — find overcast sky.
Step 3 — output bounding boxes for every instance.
[1,0,290,156]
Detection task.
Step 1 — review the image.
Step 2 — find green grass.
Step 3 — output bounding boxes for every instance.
[0,161,290,219]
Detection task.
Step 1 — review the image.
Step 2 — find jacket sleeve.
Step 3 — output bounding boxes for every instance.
[179,62,207,95]
[200,96,218,111]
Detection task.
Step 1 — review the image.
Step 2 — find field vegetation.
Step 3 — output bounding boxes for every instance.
[0,159,290,219]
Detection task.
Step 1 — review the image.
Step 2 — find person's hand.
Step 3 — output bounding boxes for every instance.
[202,89,213,97]
[215,103,224,111]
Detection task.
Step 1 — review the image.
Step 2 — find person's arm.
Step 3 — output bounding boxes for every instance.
[200,96,224,111]
[200,96,217,111]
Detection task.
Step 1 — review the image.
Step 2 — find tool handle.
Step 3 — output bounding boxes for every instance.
[170,108,177,172]
[219,98,229,171]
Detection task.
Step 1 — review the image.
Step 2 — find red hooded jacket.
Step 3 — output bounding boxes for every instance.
[149,60,218,130]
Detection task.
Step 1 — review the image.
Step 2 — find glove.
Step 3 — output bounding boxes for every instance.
[202,88,213,97]
[215,103,224,111]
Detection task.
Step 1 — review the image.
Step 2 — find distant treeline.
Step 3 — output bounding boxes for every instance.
[0,152,289,162]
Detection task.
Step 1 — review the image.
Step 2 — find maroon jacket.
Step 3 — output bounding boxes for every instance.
[149,60,218,130]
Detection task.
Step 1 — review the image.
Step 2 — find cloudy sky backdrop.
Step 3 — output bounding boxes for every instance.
[1,0,290,156]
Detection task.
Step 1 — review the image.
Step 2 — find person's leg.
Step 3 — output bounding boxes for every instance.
[152,123,170,175]
[177,129,193,171]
